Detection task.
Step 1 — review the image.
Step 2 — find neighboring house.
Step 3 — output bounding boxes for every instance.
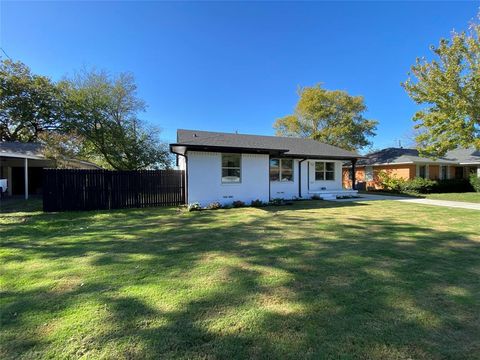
[170,129,361,205]
[342,147,480,190]
[0,142,100,199]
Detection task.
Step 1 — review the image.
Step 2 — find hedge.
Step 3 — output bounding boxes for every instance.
[377,170,476,194]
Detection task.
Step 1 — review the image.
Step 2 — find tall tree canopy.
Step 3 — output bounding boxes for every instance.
[273,85,377,151]
[402,16,480,156]
[0,58,171,170]
[60,69,171,170]
[0,59,62,141]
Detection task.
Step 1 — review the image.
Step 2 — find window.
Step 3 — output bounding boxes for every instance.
[418,165,426,179]
[315,162,335,181]
[365,166,373,181]
[441,165,448,180]
[221,154,241,183]
[270,158,293,181]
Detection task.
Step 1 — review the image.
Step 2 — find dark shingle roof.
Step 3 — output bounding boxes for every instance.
[357,147,479,166]
[0,142,44,159]
[0,141,101,168]
[445,147,480,164]
[172,129,360,159]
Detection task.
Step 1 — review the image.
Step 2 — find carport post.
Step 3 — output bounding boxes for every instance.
[24,158,29,200]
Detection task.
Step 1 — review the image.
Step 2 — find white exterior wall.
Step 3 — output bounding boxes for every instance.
[268,159,344,199]
[270,159,301,199]
[187,151,269,206]
[186,153,345,205]
[306,160,344,192]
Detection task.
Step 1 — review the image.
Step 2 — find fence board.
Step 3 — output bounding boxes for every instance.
[43,169,185,212]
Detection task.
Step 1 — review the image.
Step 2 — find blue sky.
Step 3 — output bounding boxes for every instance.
[1,1,478,150]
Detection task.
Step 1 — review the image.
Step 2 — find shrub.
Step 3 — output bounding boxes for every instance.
[187,202,202,212]
[378,169,477,194]
[469,174,480,192]
[400,177,437,194]
[250,199,265,207]
[232,200,245,208]
[269,198,284,205]
[377,170,405,192]
[206,201,222,210]
[435,178,472,193]
[311,194,321,200]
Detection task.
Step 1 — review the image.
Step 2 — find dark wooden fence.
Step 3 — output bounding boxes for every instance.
[43,169,185,212]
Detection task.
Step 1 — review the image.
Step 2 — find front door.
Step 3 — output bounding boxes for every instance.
[455,166,464,179]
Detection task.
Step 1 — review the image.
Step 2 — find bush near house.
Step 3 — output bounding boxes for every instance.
[250,199,266,207]
[232,200,246,208]
[206,202,222,210]
[187,202,202,212]
[436,179,474,193]
[377,170,474,194]
[469,173,480,192]
[376,170,405,192]
[401,177,438,194]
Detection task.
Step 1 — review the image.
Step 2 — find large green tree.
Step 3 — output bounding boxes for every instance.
[60,69,171,170]
[402,17,480,156]
[273,85,377,151]
[0,59,62,141]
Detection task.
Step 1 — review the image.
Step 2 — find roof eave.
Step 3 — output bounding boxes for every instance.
[0,152,46,160]
[170,143,289,156]
[283,154,364,160]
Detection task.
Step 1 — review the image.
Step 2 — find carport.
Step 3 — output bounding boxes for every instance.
[0,142,99,199]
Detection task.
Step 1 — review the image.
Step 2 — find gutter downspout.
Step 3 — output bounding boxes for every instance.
[307,161,310,193]
[298,159,307,198]
[268,155,271,202]
[24,158,29,200]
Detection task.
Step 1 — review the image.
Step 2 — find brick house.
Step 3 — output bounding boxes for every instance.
[342,147,480,190]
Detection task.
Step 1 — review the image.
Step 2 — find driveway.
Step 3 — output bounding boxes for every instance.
[334,194,480,211]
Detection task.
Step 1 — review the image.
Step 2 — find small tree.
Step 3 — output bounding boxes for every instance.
[273,84,377,151]
[402,15,480,156]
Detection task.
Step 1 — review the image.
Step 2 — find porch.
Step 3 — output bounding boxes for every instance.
[308,188,359,200]
[270,157,359,200]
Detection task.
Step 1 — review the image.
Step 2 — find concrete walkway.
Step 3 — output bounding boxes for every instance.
[333,194,480,210]
[395,198,480,210]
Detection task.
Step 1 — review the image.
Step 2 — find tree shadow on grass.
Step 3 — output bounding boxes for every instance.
[0,196,43,214]
[1,202,480,359]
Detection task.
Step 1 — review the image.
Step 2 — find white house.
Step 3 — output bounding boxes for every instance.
[170,129,361,206]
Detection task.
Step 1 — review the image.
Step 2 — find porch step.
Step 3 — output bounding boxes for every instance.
[321,194,337,200]
[309,189,358,195]
[309,189,358,200]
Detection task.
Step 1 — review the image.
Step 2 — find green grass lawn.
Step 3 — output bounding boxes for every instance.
[422,192,480,203]
[1,199,479,359]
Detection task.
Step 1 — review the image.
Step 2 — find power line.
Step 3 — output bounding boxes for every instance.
[0,47,12,60]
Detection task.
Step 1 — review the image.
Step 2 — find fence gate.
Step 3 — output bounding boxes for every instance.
[43,169,185,212]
